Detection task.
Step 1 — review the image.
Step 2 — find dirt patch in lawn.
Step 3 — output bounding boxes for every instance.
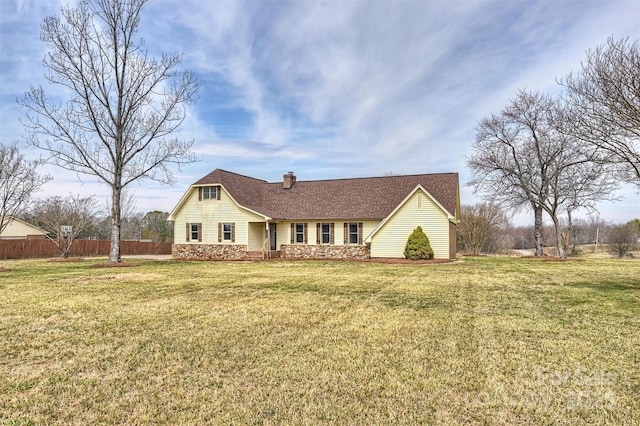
[520,255,585,262]
[0,267,10,272]
[90,262,140,268]
[271,257,453,265]
[47,257,85,262]
[362,257,452,265]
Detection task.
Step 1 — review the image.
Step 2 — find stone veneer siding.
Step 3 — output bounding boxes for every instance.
[281,244,370,259]
[172,244,247,260]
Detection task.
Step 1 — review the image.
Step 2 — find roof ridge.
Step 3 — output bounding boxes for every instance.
[215,168,269,183]
[265,171,458,185]
[195,168,268,184]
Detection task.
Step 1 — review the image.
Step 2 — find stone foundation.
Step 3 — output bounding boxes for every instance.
[172,244,247,260]
[280,244,370,259]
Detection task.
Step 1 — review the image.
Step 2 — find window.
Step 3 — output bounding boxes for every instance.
[186,223,202,242]
[349,223,359,244]
[199,186,220,200]
[344,222,363,244]
[218,222,235,242]
[296,223,305,243]
[223,223,232,241]
[317,223,334,244]
[290,223,307,244]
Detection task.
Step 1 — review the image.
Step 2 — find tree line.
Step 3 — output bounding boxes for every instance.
[467,37,640,258]
[458,202,639,258]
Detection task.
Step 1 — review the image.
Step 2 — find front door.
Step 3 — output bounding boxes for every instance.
[269,223,277,250]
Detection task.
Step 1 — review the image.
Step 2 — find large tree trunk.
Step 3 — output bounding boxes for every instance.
[563,210,574,256]
[109,186,122,263]
[533,205,544,256]
[551,217,567,259]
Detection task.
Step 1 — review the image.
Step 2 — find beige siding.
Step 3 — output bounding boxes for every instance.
[278,220,379,248]
[173,187,264,244]
[0,219,46,239]
[370,190,451,259]
[248,222,266,251]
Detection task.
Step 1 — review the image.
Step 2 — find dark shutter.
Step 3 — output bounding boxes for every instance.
[186,223,190,242]
[216,186,221,200]
[290,223,295,244]
[197,224,202,242]
[344,223,348,244]
[330,223,334,244]
[218,223,222,243]
[198,187,203,201]
[231,223,235,242]
[316,223,321,244]
[358,222,363,245]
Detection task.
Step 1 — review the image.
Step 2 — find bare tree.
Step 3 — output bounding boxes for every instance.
[606,223,638,258]
[29,194,101,258]
[543,124,618,257]
[457,203,510,255]
[468,90,617,258]
[468,91,559,256]
[0,142,52,235]
[560,37,640,188]
[19,0,199,262]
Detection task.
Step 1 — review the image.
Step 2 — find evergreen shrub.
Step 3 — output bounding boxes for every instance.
[404,226,434,260]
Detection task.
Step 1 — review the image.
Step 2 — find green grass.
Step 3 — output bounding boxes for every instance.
[1,257,639,425]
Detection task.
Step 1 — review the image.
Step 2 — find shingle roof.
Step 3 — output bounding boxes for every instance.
[194,169,459,220]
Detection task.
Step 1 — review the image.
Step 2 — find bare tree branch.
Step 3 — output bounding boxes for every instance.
[28,194,101,258]
[560,36,640,188]
[467,90,618,258]
[0,143,52,235]
[19,0,199,262]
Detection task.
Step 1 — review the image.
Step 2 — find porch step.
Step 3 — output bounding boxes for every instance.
[245,251,265,261]
[244,251,281,261]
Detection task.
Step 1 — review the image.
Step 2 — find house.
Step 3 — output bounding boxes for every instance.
[168,169,460,260]
[0,217,47,239]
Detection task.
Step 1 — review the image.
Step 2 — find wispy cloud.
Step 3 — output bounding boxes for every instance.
[1,0,638,221]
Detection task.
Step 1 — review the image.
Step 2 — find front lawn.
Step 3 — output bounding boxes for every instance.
[1,257,638,424]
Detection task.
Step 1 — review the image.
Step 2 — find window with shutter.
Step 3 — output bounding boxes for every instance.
[223,223,232,241]
[218,222,235,242]
[187,223,201,242]
[295,223,305,243]
[346,222,363,244]
[319,223,332,244]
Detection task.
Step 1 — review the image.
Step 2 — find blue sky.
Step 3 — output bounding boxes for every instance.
[1,0,639,225]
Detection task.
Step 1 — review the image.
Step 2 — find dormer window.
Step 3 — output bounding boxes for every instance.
[199,186,220,200]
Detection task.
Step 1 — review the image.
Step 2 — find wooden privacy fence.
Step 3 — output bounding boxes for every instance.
[0,239,172,260]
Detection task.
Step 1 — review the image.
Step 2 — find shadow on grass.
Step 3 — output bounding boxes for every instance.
[566,279,640,292]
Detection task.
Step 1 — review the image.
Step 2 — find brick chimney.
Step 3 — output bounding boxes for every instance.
[283,171,296,189]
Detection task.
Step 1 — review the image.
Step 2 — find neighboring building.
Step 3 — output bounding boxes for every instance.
[168,169,460,260]
[0,217,47,239]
